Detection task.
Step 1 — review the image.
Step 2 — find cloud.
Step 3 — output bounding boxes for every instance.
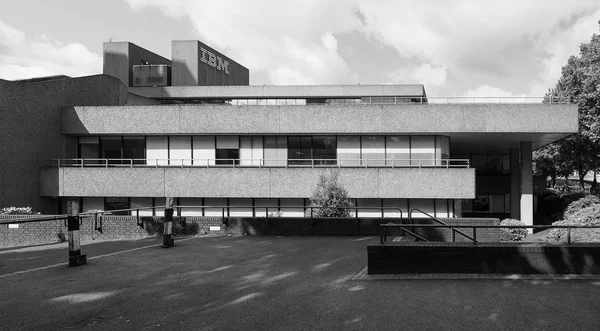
[0,19,101,81]
[124,0,600,96]
[124,0,361,85]
[389,63,448,87]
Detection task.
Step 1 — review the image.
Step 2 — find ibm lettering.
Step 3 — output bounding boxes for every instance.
[199,47,230,75]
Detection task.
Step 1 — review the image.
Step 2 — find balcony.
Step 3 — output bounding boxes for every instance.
[40,158,475,199]
[49,158,470,168]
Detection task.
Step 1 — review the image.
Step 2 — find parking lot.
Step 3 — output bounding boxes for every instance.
[1,235,600,330]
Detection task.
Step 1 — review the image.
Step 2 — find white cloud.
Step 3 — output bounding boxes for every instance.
[124,0,361,84]
[0,19,101,81]
[389,63,448,87]
[124,0,600,95]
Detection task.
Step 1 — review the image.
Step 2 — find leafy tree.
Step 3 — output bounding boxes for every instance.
[538,21,600,190]
[309,170,354,217]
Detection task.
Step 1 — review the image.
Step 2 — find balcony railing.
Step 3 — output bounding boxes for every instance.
[183,96,570,106]
[49,158,470,169]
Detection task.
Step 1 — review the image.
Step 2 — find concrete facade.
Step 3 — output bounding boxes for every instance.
[103,42,171,87]
[40,167,475,199]
[62,103,577,147]
[171,40,249,86]
[0,75,127,212]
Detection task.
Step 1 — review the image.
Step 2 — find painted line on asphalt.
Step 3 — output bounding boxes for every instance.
[0,236,199,279]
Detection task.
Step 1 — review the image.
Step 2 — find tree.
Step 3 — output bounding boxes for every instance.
[537,21,600,190]
[309,170,354,217]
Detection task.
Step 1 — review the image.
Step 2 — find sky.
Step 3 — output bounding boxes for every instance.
[1,0,599,97]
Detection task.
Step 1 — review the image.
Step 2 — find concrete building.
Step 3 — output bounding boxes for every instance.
[0,40,578,228]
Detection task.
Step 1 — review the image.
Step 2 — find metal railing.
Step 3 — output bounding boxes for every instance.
[407,208,476,243]
[379,223,600,245]
[49,158,470,169]
[191,96,570,106]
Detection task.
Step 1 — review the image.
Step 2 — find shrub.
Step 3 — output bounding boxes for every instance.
[309,170,353,217]
[499,218,528,241]
[563,195,600,219]
[547,204,600,242]
[0,206,33,215]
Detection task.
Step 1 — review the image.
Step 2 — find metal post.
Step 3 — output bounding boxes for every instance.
[567,227,571,244]
[162,197,175,248]
[67,201,86,267]
[472,227,477,244]
[452,229,456,242]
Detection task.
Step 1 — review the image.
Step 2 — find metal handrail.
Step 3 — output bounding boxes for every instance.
[408,208,477,243]
[379,223,600,245]
[49,158,470,169]
[199,96,571,105]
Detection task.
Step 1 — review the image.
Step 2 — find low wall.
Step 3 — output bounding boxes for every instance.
[404,217,501,242]
[368,242,600,274]
[0,215,498,246]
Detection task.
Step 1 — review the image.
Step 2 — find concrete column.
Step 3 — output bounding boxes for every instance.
[510,148,520,219]
[520,142,533,233]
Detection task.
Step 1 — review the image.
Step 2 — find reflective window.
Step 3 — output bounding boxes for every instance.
[313,136,336,165]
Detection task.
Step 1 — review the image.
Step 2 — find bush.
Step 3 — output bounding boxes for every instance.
[547,203,600,243]
[309,170,353,217]
[0,206,34,215]
[500,218,528,241]
[563,195,600,219]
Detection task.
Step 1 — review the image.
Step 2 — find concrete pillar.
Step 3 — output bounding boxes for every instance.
[520,142,533,233]
[510,148,520,219]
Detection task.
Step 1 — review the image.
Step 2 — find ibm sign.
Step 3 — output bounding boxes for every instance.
[200,47,229,75]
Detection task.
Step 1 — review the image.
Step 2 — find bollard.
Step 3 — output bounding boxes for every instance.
[162,197,175,248]
[67,201,86,267]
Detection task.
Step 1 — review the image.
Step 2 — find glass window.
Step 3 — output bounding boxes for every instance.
[79,136,99,165]
[146,136,168,166]
[122,137,145,165]
[411,136,435,166]
[472,195,490,212]
[170,136,192,166]
[487,155,503,174]
[192,136,215,166]
[105,197,130,215]
[264,136,287,166]
[288,136,312,166]
[216,136,239,165]
[362,136,385,166]
[471,155,487,172]
[215,149,239,165]
[313,136,336,166]
[337,136,360,167]
[100,137,122,164]
[386,136,410,167]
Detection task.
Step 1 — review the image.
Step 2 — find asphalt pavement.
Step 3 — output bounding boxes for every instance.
[1,235,599,330]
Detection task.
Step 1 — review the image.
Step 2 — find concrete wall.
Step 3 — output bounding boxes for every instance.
[128,84,425,99]
[171,40,249,86]
[40,167,475,199]
[62,103,578,137]
[103,42,172,87]
[0,75,127,213]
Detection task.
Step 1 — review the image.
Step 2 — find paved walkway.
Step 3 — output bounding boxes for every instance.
[1,236,600,330]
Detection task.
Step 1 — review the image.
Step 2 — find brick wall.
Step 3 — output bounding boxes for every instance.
[0,215,498,246]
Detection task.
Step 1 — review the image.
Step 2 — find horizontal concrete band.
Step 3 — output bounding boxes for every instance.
[40,167,475,199]
[62,103,578,136]
[128,84,425,99]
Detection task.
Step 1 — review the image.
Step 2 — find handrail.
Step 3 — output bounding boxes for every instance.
[380,222,428,244]
[408,208,477,243]
[379,223,600,245]
[199,96,571,105]
[49,158,470,169]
